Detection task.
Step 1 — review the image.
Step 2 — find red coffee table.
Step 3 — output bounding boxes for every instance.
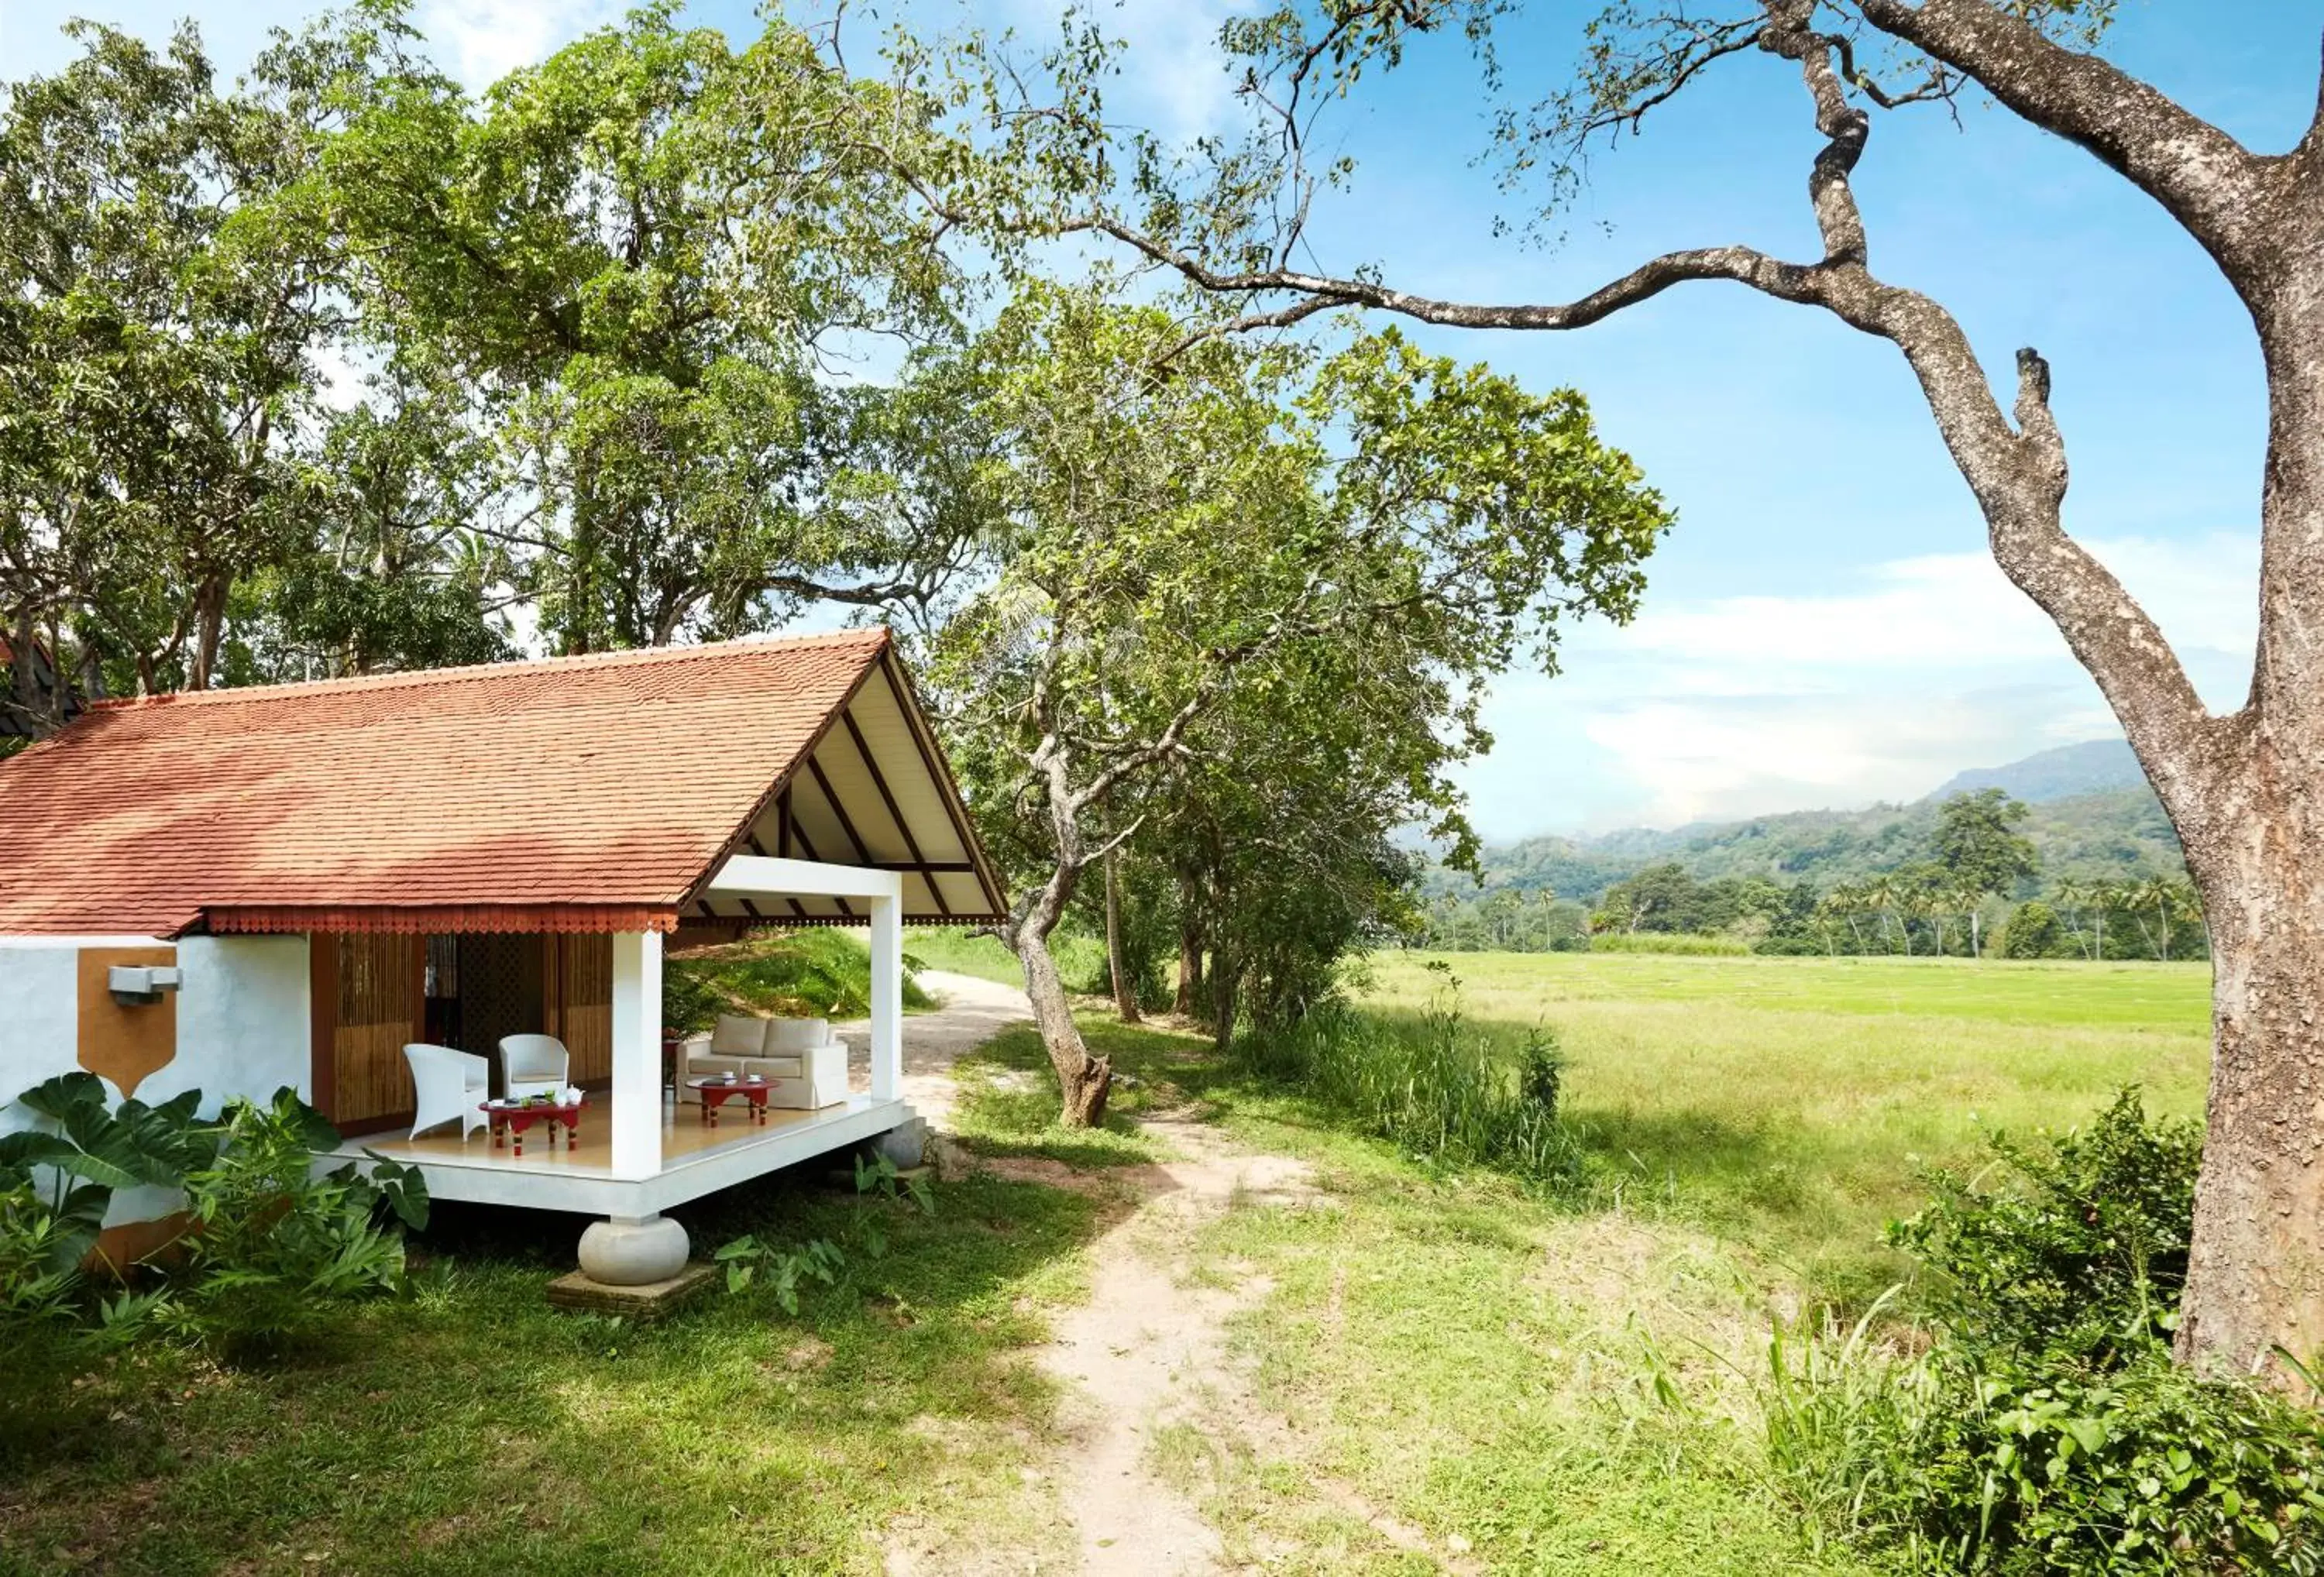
[480,1095,585,1157]
[688,1076,774,1128]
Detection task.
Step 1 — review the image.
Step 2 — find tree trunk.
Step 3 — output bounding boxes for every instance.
[5,606,37,730]
[1011,924,1111,1127]
[2172,309,2324,1379]
[1104,849,1143,1024]
[186,576,227,692]
[1173,871,1205,1018]
[1174,920,1202,1017]
[2177,824,2324,1377]
[1209,950,1239,1053]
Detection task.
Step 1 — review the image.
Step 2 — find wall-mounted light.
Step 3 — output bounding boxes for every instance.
[108,964,182,1006]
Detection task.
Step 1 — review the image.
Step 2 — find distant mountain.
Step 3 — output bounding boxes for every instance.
[1929,739,2146,804]
[1435,740,2181,904]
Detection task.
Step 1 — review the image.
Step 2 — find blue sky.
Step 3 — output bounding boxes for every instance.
[4,0,2305,839]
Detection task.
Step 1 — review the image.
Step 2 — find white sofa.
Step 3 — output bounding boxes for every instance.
[680,1014,848,1110]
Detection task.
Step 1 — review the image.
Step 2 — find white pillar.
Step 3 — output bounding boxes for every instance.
[869,895,902,1102]
[609,929,663,1179]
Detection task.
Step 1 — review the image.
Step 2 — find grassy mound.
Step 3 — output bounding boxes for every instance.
[664,929,932,1029]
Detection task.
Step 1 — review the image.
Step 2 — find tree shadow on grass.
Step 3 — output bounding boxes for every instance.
[8,1164,1112,1577]
[947,1020,1214,1170]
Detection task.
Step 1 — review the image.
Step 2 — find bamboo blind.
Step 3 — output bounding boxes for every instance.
[333,933,422,1125]
[547,934,614,1084]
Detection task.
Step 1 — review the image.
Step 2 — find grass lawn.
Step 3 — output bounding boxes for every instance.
[903,928,1109,995]
[947,1005,1901,1575]
[0,1175,1097,1575]
[937,950,2219,1572]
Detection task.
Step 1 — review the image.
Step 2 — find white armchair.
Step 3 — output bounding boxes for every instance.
[498,1034,571,1100]
[404,1043,490,1141]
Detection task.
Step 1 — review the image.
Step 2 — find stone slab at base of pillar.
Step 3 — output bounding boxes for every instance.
[546,1263,716,1321]
[578,1213,689,1285]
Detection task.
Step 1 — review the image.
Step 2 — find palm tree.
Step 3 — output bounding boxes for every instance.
[2090,879,2125,961]
[2052,878,2093,960]
[2127,874,2199,961]
[1952,881,1990,958]
[1823,883,1868,953]
[1866,875,1906,955]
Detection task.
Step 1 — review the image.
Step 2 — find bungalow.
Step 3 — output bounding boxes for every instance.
[0,628,1006,1283]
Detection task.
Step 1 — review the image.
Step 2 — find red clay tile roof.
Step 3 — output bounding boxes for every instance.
[0,630,907,937]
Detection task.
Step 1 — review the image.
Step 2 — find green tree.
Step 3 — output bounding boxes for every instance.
[1932,789,2039,906]
[2126,874,2201,963]
[2001,900,2064,960]
[0,19,349,699]
[927,287,1666,1124]
[324,3,964,654]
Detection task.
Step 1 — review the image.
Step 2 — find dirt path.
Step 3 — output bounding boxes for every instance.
[1021,1114,1324,1576]
[869,977,1449,1575]
[838,968,1037,1127]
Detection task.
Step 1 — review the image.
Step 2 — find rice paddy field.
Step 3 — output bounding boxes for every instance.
[1354,950,2212,1305]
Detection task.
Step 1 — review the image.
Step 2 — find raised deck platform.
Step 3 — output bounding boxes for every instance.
[342,1091,916,1216]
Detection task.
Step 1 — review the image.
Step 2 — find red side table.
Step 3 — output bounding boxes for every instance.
[687,1076,772,1128]
[480,1095,585,1157]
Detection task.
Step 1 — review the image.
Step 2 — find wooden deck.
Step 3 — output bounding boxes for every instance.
[340,1091,915,1216]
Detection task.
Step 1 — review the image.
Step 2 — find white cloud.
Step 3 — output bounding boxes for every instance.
[1102,1,1250,141]
[418,0,615,91]
[1456,532,2260,837]
[1623,534,2257,685]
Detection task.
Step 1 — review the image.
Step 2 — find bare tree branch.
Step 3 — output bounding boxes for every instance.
[1066,3,2227,826]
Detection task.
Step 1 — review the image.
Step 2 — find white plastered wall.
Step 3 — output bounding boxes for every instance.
[0,933,311,1226]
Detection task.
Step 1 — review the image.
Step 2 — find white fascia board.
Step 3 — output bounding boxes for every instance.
[705,854,904,903]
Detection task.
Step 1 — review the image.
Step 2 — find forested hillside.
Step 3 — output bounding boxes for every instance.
[1429,747,2183,908]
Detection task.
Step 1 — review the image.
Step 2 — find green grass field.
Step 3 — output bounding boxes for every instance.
[1367,949,2212,1031]
[0,1174,1098,1575]
[1356,951,2211,1306]
[954,950,2219,1573]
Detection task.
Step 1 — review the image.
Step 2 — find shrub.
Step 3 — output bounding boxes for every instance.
[164,1090,428,1356]
[0,1177,167,1425]
[1999,901,2065,959]
[0,1076,427,1375]
[1889,1088,2199,1365]
[1766,1328,2324,1573]
[1762,1089,2324,1574]
[1230,981,1579,1182]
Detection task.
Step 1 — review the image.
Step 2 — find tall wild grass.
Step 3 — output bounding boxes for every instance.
[1230,991,1580,1183]
[1585,930,1754,956]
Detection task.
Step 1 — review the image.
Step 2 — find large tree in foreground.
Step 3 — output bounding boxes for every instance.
[975,0,2324,1380]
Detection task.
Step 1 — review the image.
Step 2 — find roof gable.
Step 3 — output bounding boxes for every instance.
[0,630,1005,936]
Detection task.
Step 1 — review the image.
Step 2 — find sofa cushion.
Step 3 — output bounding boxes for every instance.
[710,1014,769,1057]
[765,1018,830,1055]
